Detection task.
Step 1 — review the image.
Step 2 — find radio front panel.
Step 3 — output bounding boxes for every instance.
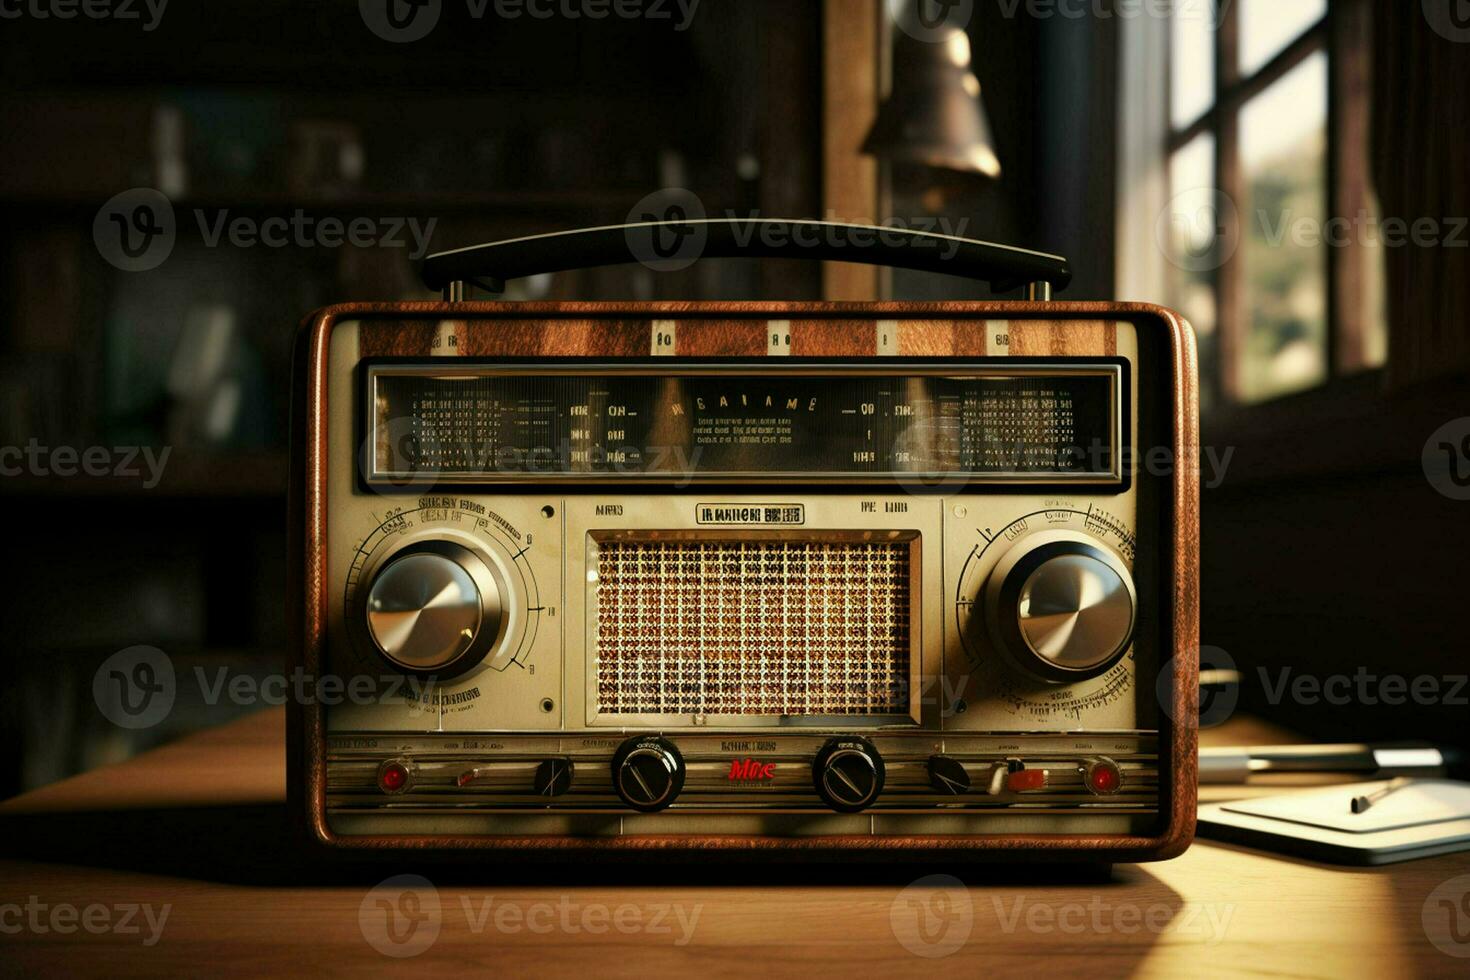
[296,305,1197,856]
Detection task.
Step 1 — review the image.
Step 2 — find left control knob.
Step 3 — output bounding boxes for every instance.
[363,541,504,677]
[813,737,885,812]
[611,736,686,813]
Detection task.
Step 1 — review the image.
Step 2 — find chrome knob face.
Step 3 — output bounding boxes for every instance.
[986,535,1137,684]
[1018,554,1135,670]
[813,737,885,812]
[612,736,685,812]
[364,541,503,677]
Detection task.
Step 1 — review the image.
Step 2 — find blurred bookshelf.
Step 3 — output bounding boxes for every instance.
[0,0,822,796]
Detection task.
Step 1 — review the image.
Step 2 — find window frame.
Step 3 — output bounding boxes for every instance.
[1166,0,1379,407]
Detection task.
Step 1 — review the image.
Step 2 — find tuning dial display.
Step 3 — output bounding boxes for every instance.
[813,737,885,812]
[363,540,505,677]
[612,736,685,812]
[985,531,1137,683]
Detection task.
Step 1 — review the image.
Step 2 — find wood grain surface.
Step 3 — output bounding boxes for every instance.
[2,709,1466,978]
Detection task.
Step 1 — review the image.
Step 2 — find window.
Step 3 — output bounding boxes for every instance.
[1162,0,1385,411]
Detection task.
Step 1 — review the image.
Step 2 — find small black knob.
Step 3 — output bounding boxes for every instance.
[813,737,885,812]
[927,755,971,795]
[611,736,685,812]
[533,758,574,798]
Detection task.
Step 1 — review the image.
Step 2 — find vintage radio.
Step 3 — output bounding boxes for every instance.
[288,219,1200,864]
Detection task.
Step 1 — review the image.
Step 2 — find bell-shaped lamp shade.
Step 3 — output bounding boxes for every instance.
[861,27,1002,178]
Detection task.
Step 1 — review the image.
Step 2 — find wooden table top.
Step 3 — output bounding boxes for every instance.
[2,709,1466,978]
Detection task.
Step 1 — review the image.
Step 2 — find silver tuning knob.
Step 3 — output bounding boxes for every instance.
[985,532,1137,683]
[364,541,504,677]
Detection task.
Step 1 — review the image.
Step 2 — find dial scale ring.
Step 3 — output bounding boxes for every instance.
[345,503,543,677]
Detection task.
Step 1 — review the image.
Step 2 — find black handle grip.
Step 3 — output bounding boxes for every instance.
[420,218,1070,295]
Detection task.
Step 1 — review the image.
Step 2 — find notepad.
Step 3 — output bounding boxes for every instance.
[1198,779,1470,865]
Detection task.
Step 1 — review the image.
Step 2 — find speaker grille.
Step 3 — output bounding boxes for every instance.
[594,538,913,715]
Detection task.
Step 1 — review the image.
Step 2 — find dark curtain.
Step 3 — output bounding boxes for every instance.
[1371,1,1470,389]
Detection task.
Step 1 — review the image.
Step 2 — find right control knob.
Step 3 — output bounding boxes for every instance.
[985,531,1137,683]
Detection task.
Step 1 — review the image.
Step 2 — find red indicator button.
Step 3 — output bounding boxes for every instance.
[1006,768,1049,792]
[1084,759,1123,795]
[378,760,411,794]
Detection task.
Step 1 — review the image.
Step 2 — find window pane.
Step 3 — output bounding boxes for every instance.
[1238,51,1328,403]
[1171,0,1215,129]
[1238,0,1326,76]
[1165,134,1219,412]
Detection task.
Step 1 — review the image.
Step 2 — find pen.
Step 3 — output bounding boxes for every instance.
[1198,743,1462,784]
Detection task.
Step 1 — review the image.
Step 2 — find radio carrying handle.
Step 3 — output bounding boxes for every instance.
[420,219,1071,302]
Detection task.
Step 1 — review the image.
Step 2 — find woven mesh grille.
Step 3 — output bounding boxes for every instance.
[594,539,912,715]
